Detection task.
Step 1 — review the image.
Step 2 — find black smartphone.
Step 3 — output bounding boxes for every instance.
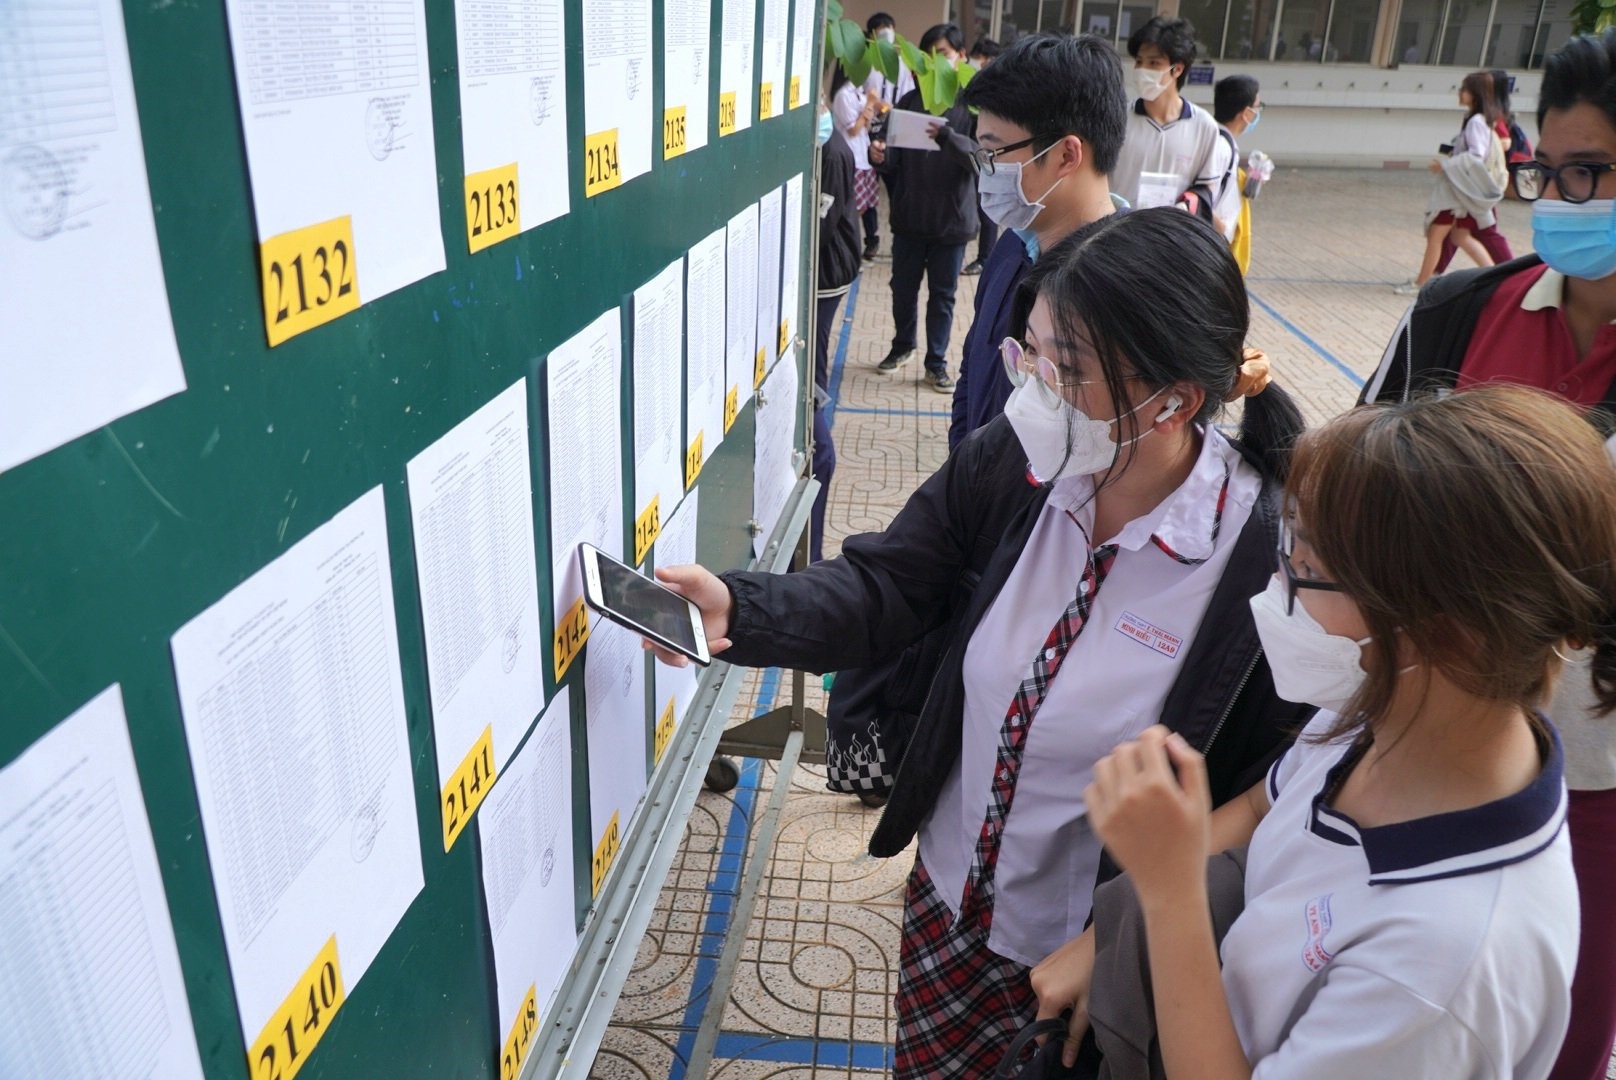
[578,543,711,666]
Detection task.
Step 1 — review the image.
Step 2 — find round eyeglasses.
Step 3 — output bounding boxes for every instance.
[1512,161,1616,203]
[999,337,1146,407]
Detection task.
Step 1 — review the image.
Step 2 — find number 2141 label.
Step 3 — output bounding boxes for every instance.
[259,217,359,347]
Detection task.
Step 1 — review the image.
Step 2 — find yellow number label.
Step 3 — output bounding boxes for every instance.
[754,347,766,389]
[259,217,359,347]
[634,496,661,567]
[788,76,802,110]
[663,106,688,159]
[591,811,621,896]
[584,129,622,197]
[718,91,738,137]
[441,725,496,852]
[759,82,774,119]
[465,162,521,254]
[249,936,346,1080]
[778,319,789,359]
[685,432,704,489]
[554,595,590,681]
[654,697,677,765]
[500,984,539,1080]
[723,386,739,433]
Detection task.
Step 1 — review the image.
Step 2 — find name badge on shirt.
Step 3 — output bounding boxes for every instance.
[1115,611,1184,659]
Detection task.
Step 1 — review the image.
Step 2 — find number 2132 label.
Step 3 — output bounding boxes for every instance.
[259,217,360,347]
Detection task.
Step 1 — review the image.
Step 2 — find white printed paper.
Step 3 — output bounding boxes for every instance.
[754,353,800,546]
[0,0,187,474]
[652,492,701,762]
[170,487,423,1046]
[756,188,783,379]
[725,202,760,414]
[223,0,446,299]
[633,258,686,562]
[585,612,648,856]
[780,174,804,364]
[718,0,755,136]
[758,0,788,120]
[547,310,625,628]
[686,226,727,473]
[0,687,204,1080]
[885,108,944,151]
[583,0,653,192]
[479,690,577,1050]
[406,380,546,829]
[1136,171,1179,209]
[454,0,570,240]
[786,0,815,109]
[663,0,712,155]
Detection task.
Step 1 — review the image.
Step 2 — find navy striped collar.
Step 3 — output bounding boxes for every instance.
[1132,97,1194,124]
[1304,720,1566,885]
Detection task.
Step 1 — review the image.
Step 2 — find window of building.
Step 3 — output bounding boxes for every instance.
[1178,0,1231,57]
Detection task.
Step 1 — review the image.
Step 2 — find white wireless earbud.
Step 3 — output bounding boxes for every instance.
[1155,395,1184,424]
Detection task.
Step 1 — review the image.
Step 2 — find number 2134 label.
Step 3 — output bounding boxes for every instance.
[259,217,360,347]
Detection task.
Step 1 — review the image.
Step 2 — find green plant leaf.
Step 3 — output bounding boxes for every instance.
[831,19,870,83]
[898,36,929,80]
[916,64,937,114]
[826,0,843,21]
[929,60,958,115]
[873,37,901,83]
[955,59,976,92]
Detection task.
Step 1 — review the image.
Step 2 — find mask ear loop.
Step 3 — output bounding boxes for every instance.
[1552,644,1591,665]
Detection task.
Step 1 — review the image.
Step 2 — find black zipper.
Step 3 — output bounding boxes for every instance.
[1201,645,1262,757]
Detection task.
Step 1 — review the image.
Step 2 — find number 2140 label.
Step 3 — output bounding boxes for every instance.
[249,936,346,1080]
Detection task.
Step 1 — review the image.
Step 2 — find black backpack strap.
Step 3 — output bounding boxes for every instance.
[993,1018,1072,1080]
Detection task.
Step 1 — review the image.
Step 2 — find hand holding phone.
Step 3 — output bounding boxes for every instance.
[578,544,719,667]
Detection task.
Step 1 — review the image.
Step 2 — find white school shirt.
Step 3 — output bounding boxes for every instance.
[917,427,1260,967]
[1111,98,1221,209]
[832,80,872,171]
[1223,711,1578,1078]
[864,62,915,108]
[1209,127,1241,242]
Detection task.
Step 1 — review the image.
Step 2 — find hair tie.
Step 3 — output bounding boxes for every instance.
[1226,348,1273,402]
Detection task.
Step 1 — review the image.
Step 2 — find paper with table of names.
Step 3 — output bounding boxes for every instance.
[651,492,701,764]
[0,686,204,1080]
[725,202,760,417]
[453,0,570,249]
[547,309,625,679]
[406,380,545,849]
[169,486,423,1050]
[755,187,783,380]
[0,0,187,474]
[786,0,815,108]
[479,689,576,1072]
[222,0,446,316]
[584,601,649,887]
[754,347,800,547]
[717,0,755,136]
[662,0,712,156]
[685,225,727,479]
[780,175,805,363]
[633,258,686,564]
[757,0,787,120]
[582,0,653,194]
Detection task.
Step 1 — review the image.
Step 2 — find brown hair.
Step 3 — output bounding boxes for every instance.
[1461,70,1504,126]
[1287,386,1616,739]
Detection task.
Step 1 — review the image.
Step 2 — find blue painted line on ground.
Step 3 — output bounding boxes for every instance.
[1247,289,1366,388]
[823,277,860,433]
[835,405,953,418]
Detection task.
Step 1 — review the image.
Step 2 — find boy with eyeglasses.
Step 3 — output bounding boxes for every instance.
[1363,29,1616,1080]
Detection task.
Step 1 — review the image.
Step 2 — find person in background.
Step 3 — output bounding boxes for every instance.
[1434,67,1520,272]
[961,36,1004,278]
[1213,74,1262,273]
[864,10,915,255]
[1364,30,1616,1077]
[1111,17,1222,209]
[1394,70,1507,295]
[870,22,976,394]
[951,32,1128,448]
[830,65,882,261]
[809,94,861,562]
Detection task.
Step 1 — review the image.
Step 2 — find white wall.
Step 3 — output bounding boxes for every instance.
[1180,63,1542,168]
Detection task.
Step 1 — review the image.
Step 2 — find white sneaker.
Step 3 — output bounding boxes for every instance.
[1392,280,1421,297]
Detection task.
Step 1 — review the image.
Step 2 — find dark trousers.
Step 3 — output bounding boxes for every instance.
[811,291,846,563]
[862,205,879,245]
[976,201,998,264]
[890,234,966,374]
[1436,222,1514,273]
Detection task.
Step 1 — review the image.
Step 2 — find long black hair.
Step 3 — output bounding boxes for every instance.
[1015,207,1303,483]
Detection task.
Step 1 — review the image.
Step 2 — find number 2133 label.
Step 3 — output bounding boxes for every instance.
[259,217,360,346]
[465,163,521,253]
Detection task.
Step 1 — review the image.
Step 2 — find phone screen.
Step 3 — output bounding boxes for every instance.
[595,554,701,654]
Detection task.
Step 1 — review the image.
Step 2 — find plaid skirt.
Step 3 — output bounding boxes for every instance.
[853,167,880,213]
[893,856,1037,1078]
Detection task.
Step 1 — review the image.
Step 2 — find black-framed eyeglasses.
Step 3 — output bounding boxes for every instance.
[971,133,1059,175]
[1512,161,1616,203]
[1277,519,1345,616]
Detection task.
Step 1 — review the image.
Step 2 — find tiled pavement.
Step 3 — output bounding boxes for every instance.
[591,170,1575,1078]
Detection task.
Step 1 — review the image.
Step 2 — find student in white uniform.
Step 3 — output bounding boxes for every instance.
[646,209,1309,1077]
[1111,17,1221,209]
[1033,385,1616,1078]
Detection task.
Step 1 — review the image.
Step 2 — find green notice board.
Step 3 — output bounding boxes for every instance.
[0,0,820,1075]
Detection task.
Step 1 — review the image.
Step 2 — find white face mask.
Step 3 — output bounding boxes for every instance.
[1135,67,1172,102]
[978,142,1064,230]
[1248,577,1372,711]
[1002,377,1169,483]
[876,27,896,43]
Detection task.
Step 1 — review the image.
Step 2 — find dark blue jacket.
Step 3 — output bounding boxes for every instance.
[948,231,1032,449]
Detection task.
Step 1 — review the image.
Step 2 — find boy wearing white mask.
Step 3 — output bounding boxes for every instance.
[1111,17,1222,211]
[1362,29,1616,1079]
